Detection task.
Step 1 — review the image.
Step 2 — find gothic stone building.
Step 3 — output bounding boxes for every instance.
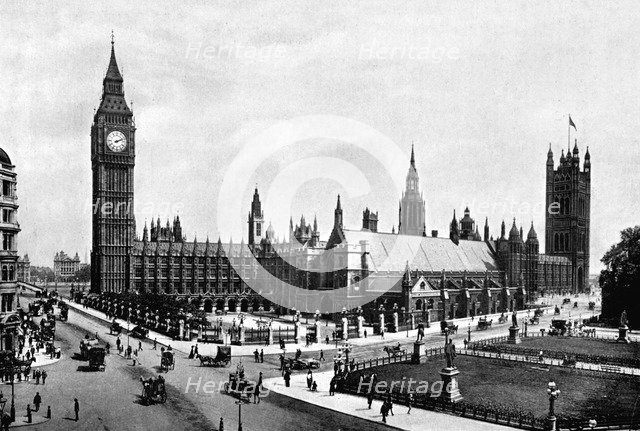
[91,41,590,320]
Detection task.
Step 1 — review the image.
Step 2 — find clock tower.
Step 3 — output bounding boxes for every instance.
[91,37,136,293]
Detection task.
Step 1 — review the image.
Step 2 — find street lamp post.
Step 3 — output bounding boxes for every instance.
[546,381,560,431]
[467,323,471,343]
[235,399,243,431]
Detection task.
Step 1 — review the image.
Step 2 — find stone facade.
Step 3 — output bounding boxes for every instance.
[54,251,81,282]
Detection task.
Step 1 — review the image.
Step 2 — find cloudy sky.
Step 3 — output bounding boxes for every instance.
[1,1,639,271]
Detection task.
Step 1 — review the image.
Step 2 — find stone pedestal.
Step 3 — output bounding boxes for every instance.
[357,316,364,338]
[267,327,273,345]
[439,367,463,403]
[545,415,557,431]
[508,326,521,344]
[411,341,424,364]
[341,318,348,341]
[617,326,630,343]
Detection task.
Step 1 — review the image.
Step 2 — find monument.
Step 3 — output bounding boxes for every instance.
[508,310,521,344]
[617,310,630,343]
[412,324,425,364]
[439,332,463,403]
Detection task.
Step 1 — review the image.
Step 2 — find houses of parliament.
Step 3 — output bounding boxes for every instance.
[91,40,591,319]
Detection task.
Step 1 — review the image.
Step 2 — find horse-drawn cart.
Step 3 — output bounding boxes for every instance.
[440,321,458,335]
[197,346,232,367]
[140,376,166,404]
[109,320,122,335]
[88,346,106,371]
[477,317,492,330]
[160,351,175,372]
[383,343,406,358]
[224,373,252,402]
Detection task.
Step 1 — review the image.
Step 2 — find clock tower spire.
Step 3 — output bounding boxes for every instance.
[91,35,136,293]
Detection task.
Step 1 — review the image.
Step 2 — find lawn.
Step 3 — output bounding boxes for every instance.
[346,355,640,418]
[514,336,640,359]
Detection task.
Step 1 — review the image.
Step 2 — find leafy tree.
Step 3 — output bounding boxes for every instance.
[74,264,91,282]
[600,226,640,328]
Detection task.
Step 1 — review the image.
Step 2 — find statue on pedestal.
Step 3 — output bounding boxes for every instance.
[620,310,628,327]
[444,339,457,368]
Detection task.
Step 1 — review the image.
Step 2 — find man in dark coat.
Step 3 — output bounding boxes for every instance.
[33,393,41,412]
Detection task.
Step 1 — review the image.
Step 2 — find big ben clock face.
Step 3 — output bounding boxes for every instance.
[106,130,127,152]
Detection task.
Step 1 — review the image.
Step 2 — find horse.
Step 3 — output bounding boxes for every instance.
[196,354,214,366]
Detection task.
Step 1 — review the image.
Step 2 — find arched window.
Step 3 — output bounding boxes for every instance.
[1,265,7,281]
[8,265,14,281]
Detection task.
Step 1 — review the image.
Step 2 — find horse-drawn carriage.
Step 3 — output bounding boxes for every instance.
[440,321,458,335]
[58,303,69,321]
[383,343,406,358]
[109,320,122,335]
[160,351,175,372]
[197,346,232,367]
[498,313,508,324]
[130,326,149,339]
[140,375,166,404]
[88,346,106,371]
[549,319,570,336]
[529,316,540,325]
[477,317,492,330]
[79,338,100,361]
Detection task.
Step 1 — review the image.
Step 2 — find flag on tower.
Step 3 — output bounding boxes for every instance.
[569,115,577,131]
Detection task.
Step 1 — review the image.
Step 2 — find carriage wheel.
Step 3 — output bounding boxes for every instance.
[160,391,167,403]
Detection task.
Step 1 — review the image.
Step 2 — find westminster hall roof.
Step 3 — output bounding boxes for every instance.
[338,229,499,273]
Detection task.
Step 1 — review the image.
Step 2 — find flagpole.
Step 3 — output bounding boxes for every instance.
[568,114,571,151]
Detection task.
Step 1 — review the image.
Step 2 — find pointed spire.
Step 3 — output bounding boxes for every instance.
[105,31,123,82]
[527,221,538,240]
[143,221,149,242]
[410,144,416,168]
[313,214,318,232]
[336,194,341,210]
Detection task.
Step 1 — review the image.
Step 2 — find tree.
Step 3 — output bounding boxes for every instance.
[600,226,640,328]
[74,264,91,282]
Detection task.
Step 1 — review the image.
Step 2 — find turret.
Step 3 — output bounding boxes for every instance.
[449,210,459,245]
[143,221,148,242]
[584,146,591,174]
[500,220,506,240]
[484,217,489,241]
[334,195,343,229]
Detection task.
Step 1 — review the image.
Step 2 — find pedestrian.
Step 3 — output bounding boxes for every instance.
[253,349,259,363]
[332,331,335,340]
[367,390,374,409]
[41,371,47,385]
[219,417,224,431]
[260,349,264,363]
[35,369,40,385]
[153,338,157,350]
[26,404,32,423]
[253,381,260,404]
[138,341,142,351]
[33,392,41,412]
[329,377,336,396]
[380,401,389,423]
[116,337,121,350]
[306,370,313,390]
[132,352,138,366]
[311,381,317,391]
[386,392,394,416]
[364,329,367,338]
[319,350,324,361]
[407,393,413,414]
[194,344,199,356]
[279,355,285,372]
[381,329,385,339]
[284,369,291,388]
[325,335,329,345]
[74,398,79,421]
[189,346,195,360]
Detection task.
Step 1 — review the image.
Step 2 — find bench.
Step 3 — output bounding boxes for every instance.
[600,364,621,373]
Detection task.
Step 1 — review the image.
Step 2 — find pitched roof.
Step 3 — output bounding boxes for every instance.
[339,229,498,273]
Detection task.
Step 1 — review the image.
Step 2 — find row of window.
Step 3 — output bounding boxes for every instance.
[1,265,14,281]
[0,293,14,313]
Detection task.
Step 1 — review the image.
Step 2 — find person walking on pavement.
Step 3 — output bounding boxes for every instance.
[381,401,389,423]
[219,417,224,431]
[188,346,195,360]
[74,398,79,421]
[41,371,47,385]
[253,349,259,363]
[306,370,313,390]
[386,391,394,416]
[367,390,374,409]
[319,350,324,361]
[33,392,41,412]
[153,338,157,350]
[407,393,413,414]
[138,341,142,351]
[329,376,336,396]
[35,370,40,385]
[259,349,264,363]
[194,344,199,356]
[283,369,291,387]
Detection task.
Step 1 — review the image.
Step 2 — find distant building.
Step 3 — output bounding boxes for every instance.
[0,147,21,350]
[54,251,81,282]
[17,253,30,283]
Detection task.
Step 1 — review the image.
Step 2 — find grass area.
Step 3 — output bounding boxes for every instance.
[347,355,640,417]
[515,336,639,359]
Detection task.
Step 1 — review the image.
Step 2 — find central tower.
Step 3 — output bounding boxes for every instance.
[91,37,136,293]
[398,145,426,236]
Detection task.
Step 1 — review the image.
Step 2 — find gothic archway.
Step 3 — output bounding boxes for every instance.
[228,299,237,312]
[204,299,214,313]
[216,299,225,312]
[240,298,249,312]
